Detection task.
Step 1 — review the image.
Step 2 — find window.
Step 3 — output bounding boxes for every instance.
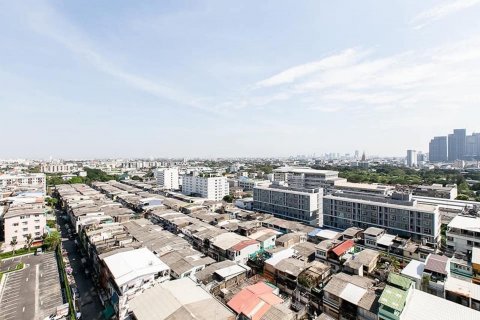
[13,223,19,226]
[35,226,40,230]
[23,228,28,232]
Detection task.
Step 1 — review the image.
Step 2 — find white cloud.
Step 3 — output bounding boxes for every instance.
[255,48,365,87]
[411,0,480,29]
[23,1,209,112]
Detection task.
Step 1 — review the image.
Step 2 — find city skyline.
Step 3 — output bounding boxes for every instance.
[2,1,480,158]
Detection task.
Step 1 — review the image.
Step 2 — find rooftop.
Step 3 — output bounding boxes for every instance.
[448,215,480,232]
[103,248,169,288]
[401,260,425,280]
[364,227,385,236]
[379,285,407,312]
[401,289,480,320]
[128,277,234,320]
[425,254,449,275]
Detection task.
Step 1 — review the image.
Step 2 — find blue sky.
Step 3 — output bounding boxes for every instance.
[1,0,480,159]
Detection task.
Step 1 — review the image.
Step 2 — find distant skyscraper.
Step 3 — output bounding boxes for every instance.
[429,136,448,162]
[361,151,366,161]
[465,133,480,159]
[354,150,359,159]
[448,129,466,161]
[406,150,417,167]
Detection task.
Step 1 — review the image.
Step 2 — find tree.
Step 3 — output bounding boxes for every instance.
[25,234,34,251]
[10,238,18,255]
[43,231,61,250]
[45,197,58,208]
[131,176,142,181]
[456,194,470,200]
[223,195,234,203]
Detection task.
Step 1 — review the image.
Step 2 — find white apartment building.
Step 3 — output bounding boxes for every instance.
[154,168,179,190]
[181,173,229,201]
[41,163,78,173]
[1,204,46,249]
[0,173,46,194]
[446,215,480,254]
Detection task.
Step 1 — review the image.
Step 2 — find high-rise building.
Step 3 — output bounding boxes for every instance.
[406,150,417,167]
[429,136,448,162]
[155,168,179,190]
[465,133,480,159]
[181,173,229,201]
[448,129,466,161]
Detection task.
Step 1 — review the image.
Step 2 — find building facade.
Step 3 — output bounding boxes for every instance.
[323,192,440,244]
[253,184,323,225]
[448,129,466,161]
[40,163,77,173]
[181,173,229,201]
[446,215,480,254]
[155,168,179,190]
[1,204,46,248]
[429,136,448,162]
[0,173,46,194]
[406,150,417,167]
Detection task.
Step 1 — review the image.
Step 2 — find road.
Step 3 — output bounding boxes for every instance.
[57,211,104,320]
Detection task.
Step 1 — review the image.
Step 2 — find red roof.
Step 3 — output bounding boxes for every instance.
[332,240,355,256]
[227,282,283,320]
[231,239,258,252]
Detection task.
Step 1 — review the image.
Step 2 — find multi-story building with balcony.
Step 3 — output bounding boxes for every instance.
[446,215,480,254]
[181,173,229,201]
[1,203,46,250]
[272,167,343,192]
[154,168,179,190]
[0,173,46,194]
[323,191,441,245]
[253,183,323,226]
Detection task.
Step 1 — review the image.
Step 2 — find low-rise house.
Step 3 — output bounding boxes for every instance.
[158,248,215,279]
[322,273,378,320]
[342,227,363,241]
[344,248,380,276]
[423,254,449,296]
[264,248,296,282]
[401,259,425,289]
[227,282,283,320]
[446,215,480,254]
[378,273,414,320]
[102,248,170,319]
[195,260,250,294]
[296,261,331,313]
[209,232,260,264]
[450,255,473,281]
[128,277,235,320]
[275,232,306,248]
[315,240,355,272]
[400,287,480,320]
[444,276,480,311]
[247,228,279,250]
[274,258,310,295]
[363,227,385,248]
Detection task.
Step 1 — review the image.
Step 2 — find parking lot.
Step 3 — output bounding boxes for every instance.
[0,252,64,320]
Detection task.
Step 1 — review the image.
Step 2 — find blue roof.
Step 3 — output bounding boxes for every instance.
[308,228,322,237]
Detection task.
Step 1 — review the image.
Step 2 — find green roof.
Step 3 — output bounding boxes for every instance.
[388,273,413,290]
[379,285,408,312]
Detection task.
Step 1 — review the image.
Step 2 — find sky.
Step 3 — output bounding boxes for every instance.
[1,0,480,159]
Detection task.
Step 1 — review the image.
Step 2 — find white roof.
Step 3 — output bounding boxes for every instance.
[401,289,480,320]
[377,234,396,247]
[265,248,295,267]
[317,229,340,240]
[215,265,247,279]
[103,248,169,288]
[401,260,425,280]
[340,283,367,305]
[448,215,480,232]
[473,247,480,264]
[211,232,248,250]
[445,276,480,301]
